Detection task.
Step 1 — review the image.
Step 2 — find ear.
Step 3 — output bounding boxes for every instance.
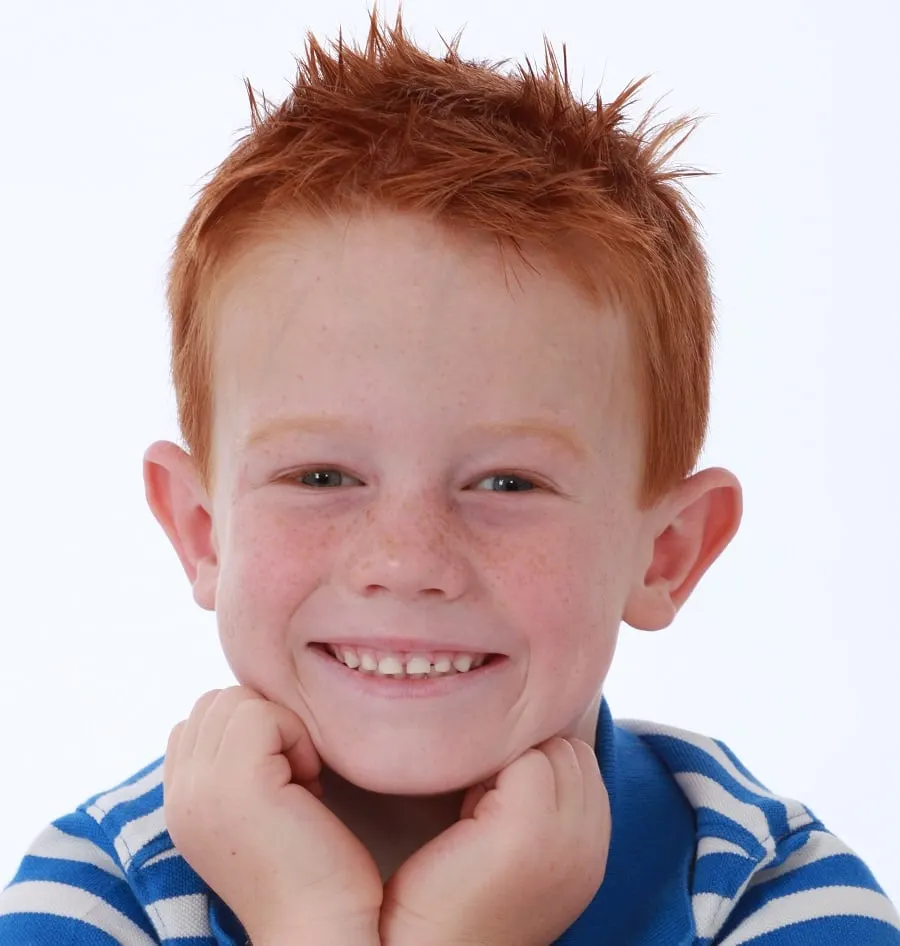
[623,467,742,631]
[143,440,219,611]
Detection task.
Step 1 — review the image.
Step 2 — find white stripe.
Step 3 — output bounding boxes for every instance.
[0,880,157,945]
[141,847,181,870]
[619,719,812,826]
[696,835,756,860]
[717,886,900,945]
[114,807,167,871]
[86,762,164,822]
[25,824,126,879]
[145,893,211,939]
[692,892,734,940]
[674,772,775,848]
[749,831,859,887]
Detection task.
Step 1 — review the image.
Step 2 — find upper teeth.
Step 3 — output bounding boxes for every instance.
[326,645,488,678]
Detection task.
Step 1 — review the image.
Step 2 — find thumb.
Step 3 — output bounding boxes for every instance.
[460,784,486,820]
[272,705,322,790]
[460,774,498,820]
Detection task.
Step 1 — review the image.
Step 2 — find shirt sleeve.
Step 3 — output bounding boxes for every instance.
[712,825,900,945]
[0,811,160,945]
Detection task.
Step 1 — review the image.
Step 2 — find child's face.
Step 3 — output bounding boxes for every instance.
[191,211,663,795]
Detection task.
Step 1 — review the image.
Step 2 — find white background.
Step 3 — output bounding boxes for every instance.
[1,0,898,903]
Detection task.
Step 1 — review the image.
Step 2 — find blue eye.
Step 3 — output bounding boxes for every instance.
[297,470,362,488]
[292,470,539,492]
[472,474,537,492]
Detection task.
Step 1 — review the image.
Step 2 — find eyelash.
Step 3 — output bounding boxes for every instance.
[285,468,546,493]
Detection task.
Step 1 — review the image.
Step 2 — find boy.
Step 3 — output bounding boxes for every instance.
[1,13,897,946]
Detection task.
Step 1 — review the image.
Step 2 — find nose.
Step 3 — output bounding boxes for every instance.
[340,492,473,602]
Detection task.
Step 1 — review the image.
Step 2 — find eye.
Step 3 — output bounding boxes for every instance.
[471,473,538,493]
[288,469,541,492]
[295,469,363,488]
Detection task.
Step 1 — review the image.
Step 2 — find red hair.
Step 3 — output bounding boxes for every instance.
[167,12,714,507]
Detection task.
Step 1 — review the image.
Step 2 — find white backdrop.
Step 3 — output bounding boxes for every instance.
[1,0,898,902]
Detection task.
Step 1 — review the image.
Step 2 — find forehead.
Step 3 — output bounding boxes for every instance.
[207,211,640,460]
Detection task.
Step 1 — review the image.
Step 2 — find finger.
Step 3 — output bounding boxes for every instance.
[569,738,609,820]
[488,746,558,819]
[171,689,223,765]
[274,705,322,788]
[176,689,222,759]
[163,720,185,793]
[460,781,489,820]
[539,737,584,811]
[219,697,321,787]
[192,686,264,769]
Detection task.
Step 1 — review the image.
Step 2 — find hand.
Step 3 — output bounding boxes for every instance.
[164,686,383,945]
[379,736,610,946]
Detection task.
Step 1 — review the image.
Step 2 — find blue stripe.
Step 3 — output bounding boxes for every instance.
[92,785,164,840]
[639,734,793,841]
[693,806,769,859]
[713,739,774,793]
[141,856,209,900]
[758,830,813,872]
[80,757,165,811]
[15,856,119,888]
[740,856,889,918]
[48,812,122,866]
[714,913,900,945]
[6,861,157,940]
[0,912,132,945]
[692,852,762,898]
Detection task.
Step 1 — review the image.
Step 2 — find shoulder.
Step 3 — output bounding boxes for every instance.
[78,756,170,873]
[617,718,900,944]
[0,757,229,945]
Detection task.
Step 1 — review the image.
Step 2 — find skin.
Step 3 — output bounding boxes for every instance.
[145,209,742,890]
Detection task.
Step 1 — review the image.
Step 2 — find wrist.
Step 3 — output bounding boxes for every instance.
[249,915,381,946]
[253,932,380,946]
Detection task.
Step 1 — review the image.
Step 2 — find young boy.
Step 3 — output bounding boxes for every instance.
[1,14,897,946]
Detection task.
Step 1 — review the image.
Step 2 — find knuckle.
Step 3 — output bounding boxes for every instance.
[166,721,185,750]
[190,688,222,716]
[226,684,262,701]
[220,687,267,722]
[231,693,273,727]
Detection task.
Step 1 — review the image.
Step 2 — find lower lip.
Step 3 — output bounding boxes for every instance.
[308,644,508,700]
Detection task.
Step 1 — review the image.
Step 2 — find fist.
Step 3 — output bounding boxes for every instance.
[380,736,610,946]
[163,687,383,944]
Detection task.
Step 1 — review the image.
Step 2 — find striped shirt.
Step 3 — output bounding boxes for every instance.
[1,699,897,945]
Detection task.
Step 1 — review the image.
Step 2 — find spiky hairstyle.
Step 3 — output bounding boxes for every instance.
[167,12,714,507]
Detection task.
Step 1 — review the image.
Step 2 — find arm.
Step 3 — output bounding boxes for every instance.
[0,812,160,945]
[712,827,900,945]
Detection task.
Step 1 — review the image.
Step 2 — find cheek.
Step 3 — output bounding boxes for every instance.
[497,526,622,666]
[214,511,333,671]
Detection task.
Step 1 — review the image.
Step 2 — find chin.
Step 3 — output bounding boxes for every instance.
[320,746,485,796]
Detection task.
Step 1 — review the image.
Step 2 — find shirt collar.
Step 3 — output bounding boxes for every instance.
[554,696,696,945]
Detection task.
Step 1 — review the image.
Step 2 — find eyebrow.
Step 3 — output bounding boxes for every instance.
[241,414,590,461]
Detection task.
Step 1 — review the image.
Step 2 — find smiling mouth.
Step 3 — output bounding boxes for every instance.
[313,642,500,680]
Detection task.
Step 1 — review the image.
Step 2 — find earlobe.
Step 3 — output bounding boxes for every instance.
[623,467,742,632]
[143,440,219,611]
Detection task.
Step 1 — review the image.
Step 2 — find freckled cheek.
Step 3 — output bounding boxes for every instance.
[493,534,616,663]
[216,517,336,654]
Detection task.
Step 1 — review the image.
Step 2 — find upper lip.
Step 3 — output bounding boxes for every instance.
[313,636,499,654]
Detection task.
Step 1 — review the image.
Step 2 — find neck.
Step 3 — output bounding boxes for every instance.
[318,766,465,881]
